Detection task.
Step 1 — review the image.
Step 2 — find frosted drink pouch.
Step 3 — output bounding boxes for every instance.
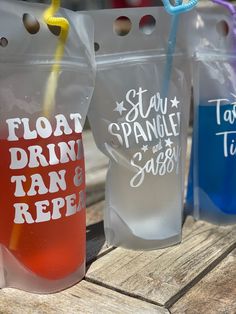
[88,8,191,250]
[0,0,95,292]
[186,5,236,224]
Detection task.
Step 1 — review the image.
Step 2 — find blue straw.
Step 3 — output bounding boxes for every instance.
[161,0,198,98]
[162,0,181,98]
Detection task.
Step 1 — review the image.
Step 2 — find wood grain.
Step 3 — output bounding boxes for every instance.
[83,130,107,207]
[86,201,104,227]
[86,222,109,264]
[170,249,236,314]
[0,281,167,314]
[86,201,111,264]
[86,186,105,208]
[84,131,108,263]
[84,132,108,264]
[87,217,236,306]
[83,130,108,192]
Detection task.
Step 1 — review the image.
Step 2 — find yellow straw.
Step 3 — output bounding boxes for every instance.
[43,0,70,117]
[9,0,70,251]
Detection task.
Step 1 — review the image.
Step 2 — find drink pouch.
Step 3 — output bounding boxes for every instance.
[0,0,95,293]
[186,5,236,224]
[88,8,191,250]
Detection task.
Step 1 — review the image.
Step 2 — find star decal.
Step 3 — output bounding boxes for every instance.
[165,138,173,148]
[141,145,148,153]
[171,97,180,109]
[114,101,127,116]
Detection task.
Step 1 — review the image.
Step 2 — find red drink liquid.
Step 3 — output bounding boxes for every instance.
[0,131,86,280]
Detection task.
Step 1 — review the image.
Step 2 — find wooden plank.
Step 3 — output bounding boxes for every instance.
[83,130,107,206]
[0,281,168,314]
[86,201,104,227]
[84,126,108,259]
[86,221,112,264]
[86,221,109,264]
[83,130,108,191]
[86,201,110,264]
[86,183,106,207]
[83,131,108,174]
[170,249,236,314]
[87,217,236,306]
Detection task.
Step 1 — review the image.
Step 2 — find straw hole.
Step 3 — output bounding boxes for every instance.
[47,25,61,36]
[94,42,100,52]
[0,37,8,48]
[114,16,132,36]
[23,13,40,35]
[139,15,156,35]
[216,20,229,37]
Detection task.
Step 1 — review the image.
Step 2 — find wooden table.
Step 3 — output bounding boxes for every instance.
[1,131,235,314]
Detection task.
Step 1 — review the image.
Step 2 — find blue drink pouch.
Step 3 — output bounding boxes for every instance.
[186,5,236,224]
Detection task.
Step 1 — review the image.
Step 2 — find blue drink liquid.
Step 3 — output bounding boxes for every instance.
[186,103,236,224]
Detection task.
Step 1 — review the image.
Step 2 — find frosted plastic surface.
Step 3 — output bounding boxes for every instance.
[0,0,95,293]
[88,8,191,249]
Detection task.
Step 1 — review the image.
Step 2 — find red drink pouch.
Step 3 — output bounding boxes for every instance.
[0,0,95,293]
